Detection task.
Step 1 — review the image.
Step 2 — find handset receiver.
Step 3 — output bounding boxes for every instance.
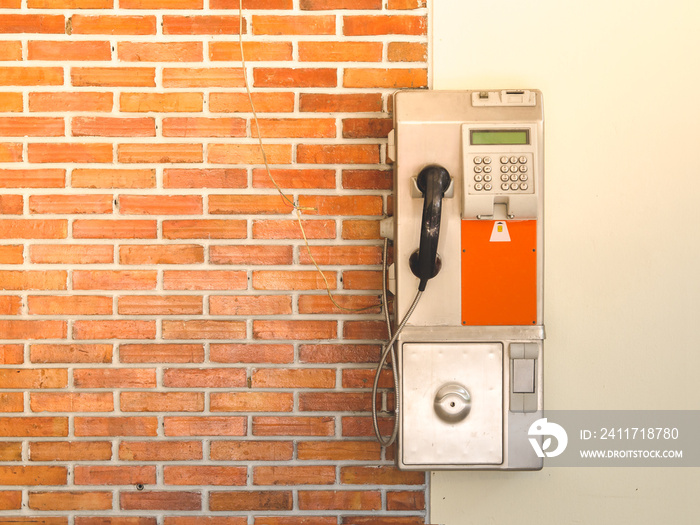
[412,164,451,291]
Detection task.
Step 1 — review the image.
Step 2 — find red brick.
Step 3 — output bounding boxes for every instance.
[209,295,292,316]
[0,443,22,461]
[28,143,113,163]
[0,320,67,339]
[209,194,293,215]
[30,92,113,112]
[210,344,294,364]
[386,490,425,511]
[342,518,425,525]
[299,392,372,412]
[299,195,383,216]
[210,245,293,266]
[299,245,382,266]
[119,441,202,461]
[28,41,111,61]
[254,118,335,138]
[254,68,336,88]
[343,117,393,138]
[297,440,381,461]
[343,68,427,88]
[388,41,427,62]
[208,143,292,164]
[0,67,63,86]
[209,441,293,461]
[74,416,158,436]
[0,270,67,290]
[252,270,336,291]
[162,320,246,340]
[340,466,425,485]
[0,296,21,315]
[341,416,392,438]
[0,393,23,412]
[342,219,380,240]
[0,143,22,162]
[0,368,65,389]
[29,194,113,214]
[119,344,204,363]
[164,466,246,486]
[343,15,426,35]
[30,392,113,413]
[30,344,113,364]
[120,491,201,511]
[120,0,202,8]
[165,519,244,525]
[298,294,381,315]
[0,417,68,437]
[73,270,157,290]
[74,466,156,486]
[120,92,203,112]
[252,15,334,35]
[76,518,157,525]
[388,0,426,8]
[163,15,243,34]
[342,368,392,389]
[298,490,381,510]
[163,416,247,437]
[0,466,67,485]
[252,219,335,240]
[121,392,204,412]
[29,441,112,461]
[299,41,382,62]
[73,368,156,389]
[120,244,203,265]
[28,491,113,511]
[209,41,292,61]
[210,392,293,412]
[118,143,203,163]
[163,68,244,88]
[72,169,156,188]
[163,219,247,239]
[343,169,392,190]
[0,117,64,136]
[73,218,157,239]
[0,345,24,364]
[0,15,65,33]
[30,244,114,264]
[29,0,113,6]
[72,117,155,137]
[0,93,22,112]
[0,246,23,264]
[253,466,335,486]
[209,491,292,512]
[73,320,156,340]
[164,168,246,188]
[252,368,335,388]
[213,0,292,7]
[297,144,380,164]
[253,320,336,340]
[163,270,247,290]
[119,195,203,214]
[72,67,155,87]
[0,219,67,239]
[162,117,246,138]
[301,0,380,7]
[27,295,111,315]
[118,295,203,315]
[210,92,294,113]
[300,93,382,113]
[253,416,334,436]
[252,168,335,189]
[0,491,21,510]
[69,15,157,35]
[162,368,246,388]
[0,41,21,61]
[118,42,203,62]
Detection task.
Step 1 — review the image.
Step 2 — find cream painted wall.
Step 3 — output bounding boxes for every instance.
[430,1,700,523]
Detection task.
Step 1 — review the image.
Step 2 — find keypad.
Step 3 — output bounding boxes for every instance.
[472,154,531,193]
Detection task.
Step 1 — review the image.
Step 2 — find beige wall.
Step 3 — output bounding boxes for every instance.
[430,1,699,523]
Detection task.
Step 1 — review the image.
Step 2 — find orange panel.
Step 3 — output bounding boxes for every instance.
[461,220,537,326]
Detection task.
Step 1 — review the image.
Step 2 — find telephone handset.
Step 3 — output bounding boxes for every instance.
[409,164,451,291]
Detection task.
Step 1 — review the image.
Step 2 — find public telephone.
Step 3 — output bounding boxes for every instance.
[380,90,545,470]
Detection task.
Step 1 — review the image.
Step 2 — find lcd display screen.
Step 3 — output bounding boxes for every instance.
[471,130,529,145]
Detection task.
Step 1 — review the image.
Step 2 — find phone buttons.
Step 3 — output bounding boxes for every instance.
[502,183,510,191]
[475,183,483,191]
[474,174,483,182]
[519,155,528,164]
[484,183,492,191]
[474,165,483,173]
[520,183,529,190]
[483,156,492,164]
[509,156,518,164]
[474,156,483,164]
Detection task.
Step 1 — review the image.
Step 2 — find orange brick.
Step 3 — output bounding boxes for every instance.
[0,443,22,461]
[119,195,202,215]
[299,93,382,112]
[30,393,113,413]
[163,270,246,290]
[119,441,202,461]
[343,15,426,35]
[162,15,243,34]
[0,169,64,188]
[386,490,425,511]
[0,117,64,137]
[118,143,203,163]
[388,0,426,8]
[27,295,113,315]
[28,194,113,214]
[120,490,201,511]
[209,491,292,512]
[209,440,293,461]
[252,416,334,436]
[0,92,22,112]
[254,68,336,88]
[163,219,247,239]
[342,219,380,240]
[73,320,156,340]
[0,42,21,61]
[162,320,246,340]
[72,169,155,188]
[120,92,203,112]
[299,195,383,215]
[298,490,381,510]
[162,368,246,388]
[254,118,335,138]
[208,143,292,164]
[209,41,292,61]
[299,392,372,412]
[30,441,112,461]
[120,0,203,8]
[119,244,203,265]
[344,320,387,340]
[0,246,23,264]
[299,245,381,265]
[120,392,204,412]
[118,295,203,315]
[0,466,67,485]
[30,244,114,264]
[342,368,392,389]
[344,68,427,88]
[299,41,382,62]
[0,320,66,339]
[164,466,246,486]
[163,416,246,436]
[28,41,111,61]
[76,520,156,525]
[119,344,204,363]
[0,296,21,315]
[73,270,157,289]
[388,41,427,62]
[0,491,21,510]
[252,168,335,189]
[0,270,66,290]
[30,344,113,364]
[0,67,63,86]
[297,440,381,461]
[163,68,244,88]
[0,345,24,364]
[29,92,113,112]
[209,194,292,215]
[342,169,392,190]
[209,92,294,113]
[252,270,336,291]
[73,368,156,388]
[0,393,23,412]
[252,15,334,35]
[28,143,113,163]
[341,466,425,485]
[74,466,156,486]
[72,117,155,137]
[0,195,22,214]
[209,295,292,316]
[0,417,68,437]
[73,219,157,239]
[342,270,381,290]
[297,294,381,315]
[0,219,68,239]
[163,168,246,188]
[118,42,203,62]
[301,0,381,8]
[72,67,155,87]
[210,392,293,412]
[0,14,65,33]
[210,344,294,364]
[212,0,292,8]
[253,466,335,486]
[74,416,158,436]
[0,143,22,162]
[252,219,335,240]
[210,245,293,265]
[162,117,246,138]
[297,144,380,164]
[28,0,113,6]
[70,15,156,34]
[251,368,334,388]
[343,117,393,138]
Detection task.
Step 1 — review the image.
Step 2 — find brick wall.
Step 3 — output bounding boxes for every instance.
[0,0,429,523]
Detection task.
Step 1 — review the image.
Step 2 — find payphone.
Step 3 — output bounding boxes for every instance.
[381,90,545,470]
